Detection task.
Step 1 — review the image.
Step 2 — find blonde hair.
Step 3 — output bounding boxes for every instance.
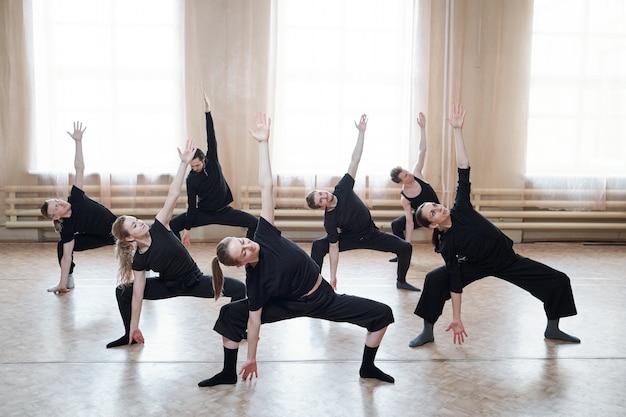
[111,216,136,286]
[211,237,238,301]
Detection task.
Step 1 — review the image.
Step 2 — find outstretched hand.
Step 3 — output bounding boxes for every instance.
[417,112,426,128]
[67,121,87,142]
[248,112,271,143]
[239,359,258,381]
[445,319,468,344]
[50,285,70,295]
[129,328,145,345]
[446,104,466,129]
[354,114,368,133]
[203,91,211,112]
[181,230,191,248]
[178,139,197,165]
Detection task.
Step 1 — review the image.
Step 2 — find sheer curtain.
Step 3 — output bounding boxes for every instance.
[25,0,184,190]
[271,0,418,194]
[526,0,626,208]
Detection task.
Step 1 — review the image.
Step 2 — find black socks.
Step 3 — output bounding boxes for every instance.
[544,319,581,343]
[198,347,239,387]
[106,335,137,349]
[409,320,434,347]
[359,345,394,383]
[396,281,421,291]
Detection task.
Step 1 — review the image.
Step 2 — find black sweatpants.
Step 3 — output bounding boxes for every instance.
[310,229,412,282]
[414,254,578,324]
[57,234,116,274]
[170,206,258,240]
[390,213,421,240]
[214,279,394,342]
[113,274,246,333]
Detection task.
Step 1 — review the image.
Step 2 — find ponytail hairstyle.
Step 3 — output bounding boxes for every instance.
[416,203,442,253]
[111,216,136,286]
[193,148,206,161]
[40,201,63,233]
[211,257,224,301]
[212,237,238,301]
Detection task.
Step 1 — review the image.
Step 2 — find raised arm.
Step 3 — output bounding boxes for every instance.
[203,91,219,162]
[156,139,197,227]
[67,121,87,189]
[447,104,469,169]
[412,112,427,180]
[204,91,211,113]
[445,103,469,345]
[346,114,367,178]
[248,112,273,224]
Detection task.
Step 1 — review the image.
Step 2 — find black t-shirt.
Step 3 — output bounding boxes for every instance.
[245,217,320,311]
[131,219,202,281]
[184,112,234,229]
[323,173,377,243]
[401,176,440,209]
[59,186,117,244]
[438,168,516,293]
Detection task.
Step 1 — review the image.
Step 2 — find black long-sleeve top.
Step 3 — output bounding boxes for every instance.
[438,168,517,293]
[183,112,234,230]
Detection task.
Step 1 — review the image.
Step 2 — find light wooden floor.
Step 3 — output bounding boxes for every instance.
[0,240,625,417]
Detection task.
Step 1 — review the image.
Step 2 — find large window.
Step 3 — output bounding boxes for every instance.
[272,0,416,182]
[527,0,626,177]
[26,0,183,176]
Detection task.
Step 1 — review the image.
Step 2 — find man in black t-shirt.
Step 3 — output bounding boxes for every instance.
[305,115,419,292]
[169,93,258,247]
[40,122,116,294]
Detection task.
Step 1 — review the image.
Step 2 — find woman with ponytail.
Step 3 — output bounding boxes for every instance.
[409,104,580,348]
[198,112,395,388]
[106,139,246,349]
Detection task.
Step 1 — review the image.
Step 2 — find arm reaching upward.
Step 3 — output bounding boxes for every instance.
[347,114,367,178]
[156,139,197,227]
[67,121,87,189]
[248,112,273,224]
[446,104,469,169]
[445,103,469,344]
[412,112,427,180]
[203,91,211,113]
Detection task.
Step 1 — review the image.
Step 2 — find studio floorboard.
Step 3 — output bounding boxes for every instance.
[0,241,624,416]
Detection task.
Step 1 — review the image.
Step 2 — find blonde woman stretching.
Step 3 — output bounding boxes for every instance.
[107,139,246,348]
[199,113,394,387]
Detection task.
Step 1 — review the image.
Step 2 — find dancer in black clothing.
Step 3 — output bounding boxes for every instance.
[40,121,117,294]
[106,139,246,349]
[170,93,258,247]
[306,115,419,291]
[388,112,440,262]
[409,104,580,348]
[198,113,395,387]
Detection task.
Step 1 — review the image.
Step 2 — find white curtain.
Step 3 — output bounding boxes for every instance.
[25,0,184,182]
[527,0,626,177]
[270,0,419,193]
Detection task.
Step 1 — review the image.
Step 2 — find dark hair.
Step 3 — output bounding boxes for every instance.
[416,203,443,252]
[305,191,320,209]
[389,166,403,183]
[193,149,206,162]
[415,203,431,228]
